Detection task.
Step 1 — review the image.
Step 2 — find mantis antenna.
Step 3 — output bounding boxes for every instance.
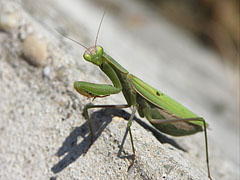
[57,9,107,52]
[56,29,89,51]
[94,8,107,48]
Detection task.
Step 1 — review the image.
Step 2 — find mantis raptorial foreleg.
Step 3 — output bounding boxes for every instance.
[74,81,121,98]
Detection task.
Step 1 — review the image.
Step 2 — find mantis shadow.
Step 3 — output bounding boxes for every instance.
[51,106,185,174]
[51,108,112,173]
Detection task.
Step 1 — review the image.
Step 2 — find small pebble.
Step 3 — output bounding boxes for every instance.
[22,34,48,66]
[43,66,51,77]
[0,3,21,31]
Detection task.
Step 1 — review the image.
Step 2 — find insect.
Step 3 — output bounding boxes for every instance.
[59,10,212,180]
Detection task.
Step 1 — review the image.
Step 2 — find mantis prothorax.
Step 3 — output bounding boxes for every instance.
[59,10,212,180]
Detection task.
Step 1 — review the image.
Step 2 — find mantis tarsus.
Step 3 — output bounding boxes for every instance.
[59,10,212,180]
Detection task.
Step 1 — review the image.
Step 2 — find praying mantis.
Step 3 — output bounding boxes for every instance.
[59,10,212,180]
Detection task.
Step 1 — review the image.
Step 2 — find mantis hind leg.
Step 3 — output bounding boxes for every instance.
[150,118,212,180]
[126,106,137,172]
[83,104,130,154]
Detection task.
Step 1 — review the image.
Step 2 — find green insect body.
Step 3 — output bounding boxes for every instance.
[74,45,211,179]
[75,46,204,134]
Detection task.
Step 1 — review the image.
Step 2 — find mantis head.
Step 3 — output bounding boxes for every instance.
[57,10,106,67]
[83,9,106,66]
[83,46,103,66]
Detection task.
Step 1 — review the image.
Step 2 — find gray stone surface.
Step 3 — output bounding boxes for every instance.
[0,0,239,180]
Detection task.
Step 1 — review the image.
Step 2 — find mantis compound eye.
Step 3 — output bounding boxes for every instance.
[83,51,91,61]
[96,45,103,56]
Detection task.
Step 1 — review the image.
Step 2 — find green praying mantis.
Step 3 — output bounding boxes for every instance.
[59,10,212,180]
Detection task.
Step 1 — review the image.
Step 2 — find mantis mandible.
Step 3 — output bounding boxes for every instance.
[59,10,212,180]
